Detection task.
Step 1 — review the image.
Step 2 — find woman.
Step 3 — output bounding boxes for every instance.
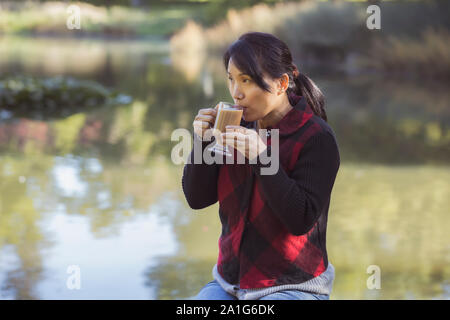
[182,32,340,300]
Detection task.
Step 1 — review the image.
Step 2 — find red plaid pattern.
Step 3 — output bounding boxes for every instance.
[215,93,339,289]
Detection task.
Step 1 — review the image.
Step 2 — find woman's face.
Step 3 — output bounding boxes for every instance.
[227,57,284,122]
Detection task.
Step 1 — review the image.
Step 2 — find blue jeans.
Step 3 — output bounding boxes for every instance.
[194,280,329,300]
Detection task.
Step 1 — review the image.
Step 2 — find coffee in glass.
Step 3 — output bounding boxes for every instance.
[208,102,243,157]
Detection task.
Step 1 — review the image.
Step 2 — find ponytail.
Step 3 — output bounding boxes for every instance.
[292,73,327,122]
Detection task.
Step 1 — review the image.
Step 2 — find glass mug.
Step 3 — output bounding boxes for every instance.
[207,102,243,157]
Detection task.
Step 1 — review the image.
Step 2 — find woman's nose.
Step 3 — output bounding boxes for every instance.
[232,86,244,101]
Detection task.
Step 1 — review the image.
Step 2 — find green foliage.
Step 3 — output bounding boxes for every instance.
[277,1,367,60]
[172,0,450,78]
[365,27,450,80]
[377,0,450,40]
[0,76,132,120]
[0,2,204,38]
[196,0,279,27]
[0,0,290,37]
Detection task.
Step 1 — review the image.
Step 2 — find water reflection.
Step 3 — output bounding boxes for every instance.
[0,153,179,299]
[0,37,449,299]
[34,209,177,299]
[329,164,450,299]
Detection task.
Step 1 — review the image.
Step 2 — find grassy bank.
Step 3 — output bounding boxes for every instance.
[0,1,205,38]
[1,1,449,79]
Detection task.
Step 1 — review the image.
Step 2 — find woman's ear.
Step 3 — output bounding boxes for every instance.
[277,73,289,95]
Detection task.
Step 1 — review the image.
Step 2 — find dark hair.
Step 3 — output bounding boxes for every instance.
[223,32,327,122]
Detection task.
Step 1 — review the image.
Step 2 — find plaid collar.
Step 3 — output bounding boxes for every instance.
[243,93,314,137]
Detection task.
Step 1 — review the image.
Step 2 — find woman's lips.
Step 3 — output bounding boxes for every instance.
[234,104,247,117]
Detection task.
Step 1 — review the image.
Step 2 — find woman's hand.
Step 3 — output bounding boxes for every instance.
[192,104,219,141]
[222,125,267,161]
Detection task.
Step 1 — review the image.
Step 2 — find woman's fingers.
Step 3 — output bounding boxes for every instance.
[225,125,246,133]
[220,127,266,159]
[222,130,247,140]
[193,107,220,141]
[222,132,250,147]
[195,114,215,124]
[193,120,211,128]
[199,108,217,117]
[194,109,217,128]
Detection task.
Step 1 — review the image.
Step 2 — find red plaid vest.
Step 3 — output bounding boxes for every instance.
[215,93,340,288]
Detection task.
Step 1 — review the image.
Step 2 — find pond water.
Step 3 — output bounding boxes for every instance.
[0,36,449,299]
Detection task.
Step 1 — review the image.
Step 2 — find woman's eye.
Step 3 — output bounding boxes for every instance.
[228,77,250,83]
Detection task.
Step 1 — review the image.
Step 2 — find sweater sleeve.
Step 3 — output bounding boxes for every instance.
[181,134,221,210]
[250,131,340,236]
